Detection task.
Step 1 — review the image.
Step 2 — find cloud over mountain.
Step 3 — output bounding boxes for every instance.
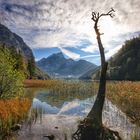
[0,0,140,64]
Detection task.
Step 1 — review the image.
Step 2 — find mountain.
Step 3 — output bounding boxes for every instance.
[0,24,33,60]
[37,52,97,78]
[81,36,140,81]
[107,36,140,80]
[0,23,49,79]
[79,66,100,80]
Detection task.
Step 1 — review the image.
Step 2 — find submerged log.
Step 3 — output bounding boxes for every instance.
[43,134,55,140]
[11,124,22,131]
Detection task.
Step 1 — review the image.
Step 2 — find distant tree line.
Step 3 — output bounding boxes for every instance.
[93,36,140,81]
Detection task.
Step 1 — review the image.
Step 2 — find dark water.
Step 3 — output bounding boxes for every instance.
[18,88,140,140]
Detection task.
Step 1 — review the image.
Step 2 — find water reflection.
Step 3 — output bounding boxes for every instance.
[31,91,140,140]
[18,88,140,140]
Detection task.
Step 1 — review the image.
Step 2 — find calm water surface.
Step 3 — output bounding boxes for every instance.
[18,88,140,140]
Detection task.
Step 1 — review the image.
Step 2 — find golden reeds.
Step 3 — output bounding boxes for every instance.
[0,98,31,139]
[106,81,140,125]
[24,79,140,125]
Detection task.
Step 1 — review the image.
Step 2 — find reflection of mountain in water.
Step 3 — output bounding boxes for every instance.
[32,96,140,140]
[34,89,94,107]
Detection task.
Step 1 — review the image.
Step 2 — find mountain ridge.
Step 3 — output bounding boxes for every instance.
[0,23,49,79]
[80,36,140,81]
[37,52,97,78]
[107,36,140,80]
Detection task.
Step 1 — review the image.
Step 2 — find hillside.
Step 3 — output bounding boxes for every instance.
[37,52,97,78]
[79,66,100,80]
[0,24,49,79]
[81,36,140,81]
[107,36,140,80]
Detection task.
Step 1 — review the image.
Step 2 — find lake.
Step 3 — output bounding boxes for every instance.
[17,87,140,140]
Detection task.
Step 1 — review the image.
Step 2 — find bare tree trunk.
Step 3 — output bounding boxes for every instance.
[86,8,115,127]
[87,23,108,127]
[72,8,122,140]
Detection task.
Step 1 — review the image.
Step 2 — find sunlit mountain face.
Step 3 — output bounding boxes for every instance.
[0,0,140,65]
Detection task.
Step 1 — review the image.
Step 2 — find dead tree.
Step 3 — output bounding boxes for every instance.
[72,8,122,140]
[87,8,115,127]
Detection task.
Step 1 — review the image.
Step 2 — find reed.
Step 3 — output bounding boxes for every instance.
[24,79,97,95]
[0,98,31,139]
[24,80,140,125]
[106,81,140,125]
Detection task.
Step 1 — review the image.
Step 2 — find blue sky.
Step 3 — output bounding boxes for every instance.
[0,0,140,65]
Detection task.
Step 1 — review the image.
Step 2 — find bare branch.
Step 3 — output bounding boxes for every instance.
[91,8,115,23]
[91,8,115,36]
[99,8,115,18]
[91,12,97,21]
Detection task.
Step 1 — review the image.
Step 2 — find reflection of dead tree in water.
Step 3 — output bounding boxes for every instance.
[72,8,122,140]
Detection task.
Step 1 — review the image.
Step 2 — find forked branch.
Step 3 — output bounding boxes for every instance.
[92,8,115,37]
[92,8,115,22]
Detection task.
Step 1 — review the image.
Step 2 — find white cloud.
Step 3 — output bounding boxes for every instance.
[32,30,82,48]
[81,45,97,53]
[105,45,122,59]
[0,0,140,64]
[80,54,100,59]
[59,47,80,60]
